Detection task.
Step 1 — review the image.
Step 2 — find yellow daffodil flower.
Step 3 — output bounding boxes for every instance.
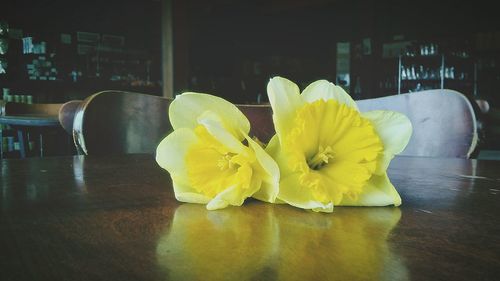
[156,93,279,210]
[266,77,412,212]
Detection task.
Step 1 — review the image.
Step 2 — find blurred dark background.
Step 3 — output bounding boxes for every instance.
[1,0,499,104]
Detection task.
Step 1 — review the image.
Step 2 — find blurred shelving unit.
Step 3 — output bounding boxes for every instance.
[397,53,475,95]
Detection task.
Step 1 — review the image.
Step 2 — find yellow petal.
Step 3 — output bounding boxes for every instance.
[362,110,412,174]
[197,111,247,154]
[156,129,213,204]
[278,173,334,212]
[173,183,212,204]
[265,134,280,156]
[206,185,239,210]
[206,173,260,210]
[169,92,250,140]
[246,135,280,203]
[156,128,198,186]
[267,77,304,140]
[301,79,359,110]
[185,126,254,199]
[339,173,402,206]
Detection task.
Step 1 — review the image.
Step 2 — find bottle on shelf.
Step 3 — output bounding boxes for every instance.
[1,136,19,158]
[354,76,362,97]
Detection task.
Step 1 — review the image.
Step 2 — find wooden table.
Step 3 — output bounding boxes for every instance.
[1,154,500,280]
[0,114,61,158]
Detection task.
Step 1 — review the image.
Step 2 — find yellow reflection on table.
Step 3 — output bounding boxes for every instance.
[157,203,407,281]
[274,206,407,281]
[156,202,279,281]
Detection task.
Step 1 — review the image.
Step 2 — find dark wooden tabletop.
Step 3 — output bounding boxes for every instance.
[1,154,500,281]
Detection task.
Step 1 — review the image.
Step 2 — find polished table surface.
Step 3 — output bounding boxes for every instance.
[1,154,500,281]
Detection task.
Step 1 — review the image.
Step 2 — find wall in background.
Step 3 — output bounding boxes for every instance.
[183,0,500,104]
[2,0,500,105]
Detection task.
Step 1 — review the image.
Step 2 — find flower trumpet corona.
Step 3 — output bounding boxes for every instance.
[266,77,412,212]
[156,93,279,210]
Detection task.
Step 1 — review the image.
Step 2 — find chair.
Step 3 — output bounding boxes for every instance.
[239,89,478,158]
[69,89,477,158]
[58,100,83,135]
[70,91,275,155]
[356,89,477,158]
[72,91,172,155]
[237,104,274,143]
[0,101,67,158]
